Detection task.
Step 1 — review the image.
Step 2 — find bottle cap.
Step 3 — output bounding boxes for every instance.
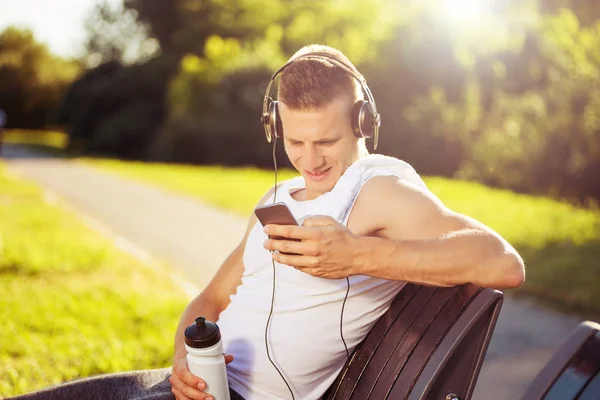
[184,316,221,349]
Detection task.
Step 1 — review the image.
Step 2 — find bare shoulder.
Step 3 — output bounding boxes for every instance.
[350,175,461,240]
[357,175,444,213]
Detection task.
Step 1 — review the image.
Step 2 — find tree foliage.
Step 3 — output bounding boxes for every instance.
[84,0,160,68]
[0,27,81,129]
[399,3,600,200]
[9,0,600,201]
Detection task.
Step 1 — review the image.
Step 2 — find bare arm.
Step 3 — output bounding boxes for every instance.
[172,183,279,361]
[264,176,525,290]
[172,240,246,363]
[170,186,277,399]
[353,176,525,289]
[170,238,247,399]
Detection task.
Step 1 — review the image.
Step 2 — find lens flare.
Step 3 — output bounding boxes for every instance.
[443,0,489,22]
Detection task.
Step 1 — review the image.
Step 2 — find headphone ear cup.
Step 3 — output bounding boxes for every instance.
[274,102,283,139]
[264,97,284,142]
[351,100,375,139]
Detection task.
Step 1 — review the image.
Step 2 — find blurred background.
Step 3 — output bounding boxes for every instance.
[1,0,599,398]
[1,0,599,200]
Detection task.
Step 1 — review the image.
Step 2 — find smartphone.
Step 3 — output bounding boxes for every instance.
[254,202,299,227]
[254,202,301,255]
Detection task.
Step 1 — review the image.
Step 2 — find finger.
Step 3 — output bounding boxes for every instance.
[301,215,336,227]
[171,373,205,400]
[172,362,208,396]
[172,385,192,400]
[172,386,212,400]
[180,382,208,400]
[184,371,207,392]
[224,354,234,364]
[174,360,207,391]
[264,238,311,255]
[264,224,318,240]
[272,252,317,268]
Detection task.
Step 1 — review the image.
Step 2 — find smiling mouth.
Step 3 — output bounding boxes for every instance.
[306,167,331,179]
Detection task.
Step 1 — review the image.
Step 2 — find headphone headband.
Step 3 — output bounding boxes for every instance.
[262,52,380,149]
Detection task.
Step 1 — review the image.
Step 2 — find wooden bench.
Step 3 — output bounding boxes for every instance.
[520,320,600,400]
[324,283,503,400]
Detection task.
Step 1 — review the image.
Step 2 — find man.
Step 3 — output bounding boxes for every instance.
[10,44,524,400]
[168,44,524,400]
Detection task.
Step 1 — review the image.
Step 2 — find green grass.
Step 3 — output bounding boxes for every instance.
[2,129,72,158]
[0,163,188,397]
[84,158,600,317]
[424,177,600,315]
[3,129,69,149]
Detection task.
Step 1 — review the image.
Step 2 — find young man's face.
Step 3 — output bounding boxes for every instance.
[279,96,362,200]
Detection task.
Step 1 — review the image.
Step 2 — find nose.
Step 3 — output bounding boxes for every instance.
[305,146,324,170]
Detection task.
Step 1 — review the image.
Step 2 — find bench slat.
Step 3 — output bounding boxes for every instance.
[324,284,503,400]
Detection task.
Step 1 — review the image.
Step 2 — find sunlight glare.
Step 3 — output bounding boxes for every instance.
[443,0,489,22]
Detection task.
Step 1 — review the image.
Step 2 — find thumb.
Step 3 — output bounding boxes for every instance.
[302,215,336,227]
[224,354,234,364]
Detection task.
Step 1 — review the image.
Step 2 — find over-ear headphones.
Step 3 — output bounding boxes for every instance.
[261,51,381,150]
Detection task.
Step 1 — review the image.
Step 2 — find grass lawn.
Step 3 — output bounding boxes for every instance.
[2,129,70,156]
[2,129,68,149]
[84,158,600,318]
[0,163,188,397]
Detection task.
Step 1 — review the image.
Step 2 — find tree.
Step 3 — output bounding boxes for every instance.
[401,5,600,201]
[151,0,404,165]
[124,0,181,57]
[0,27,81,129]
[83,0,160,68]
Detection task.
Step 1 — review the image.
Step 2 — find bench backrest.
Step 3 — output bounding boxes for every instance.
[324,283,503,400]
[520,320,600,400]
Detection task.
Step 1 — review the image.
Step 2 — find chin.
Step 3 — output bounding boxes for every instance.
[307,179,335,195]
[299,167,339,195]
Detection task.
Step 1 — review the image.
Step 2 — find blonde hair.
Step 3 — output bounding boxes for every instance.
[277,44,363,111]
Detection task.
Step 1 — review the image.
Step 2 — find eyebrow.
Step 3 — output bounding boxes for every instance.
[287,136,341,144]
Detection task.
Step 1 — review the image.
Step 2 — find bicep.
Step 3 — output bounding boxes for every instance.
[368,177,488,241]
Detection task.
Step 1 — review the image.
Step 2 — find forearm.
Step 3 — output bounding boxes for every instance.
[173,294,223,363]
[355,229,524,289]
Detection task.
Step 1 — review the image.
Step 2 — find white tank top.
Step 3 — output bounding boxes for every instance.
[217,155,428,400]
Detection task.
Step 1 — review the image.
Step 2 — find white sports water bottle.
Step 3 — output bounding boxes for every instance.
[184,316,231,400]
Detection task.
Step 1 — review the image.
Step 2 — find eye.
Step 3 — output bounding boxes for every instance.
[285,139,301,146]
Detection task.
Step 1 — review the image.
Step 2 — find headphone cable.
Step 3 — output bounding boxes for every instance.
[272,138,278,203]
[264,137,295,400]
[341,277,350,364]
[264,136,350,397]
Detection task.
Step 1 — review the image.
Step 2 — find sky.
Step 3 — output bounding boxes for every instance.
[0,0,122,58]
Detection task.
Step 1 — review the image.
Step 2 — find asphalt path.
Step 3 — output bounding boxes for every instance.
[1,143,584,400]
